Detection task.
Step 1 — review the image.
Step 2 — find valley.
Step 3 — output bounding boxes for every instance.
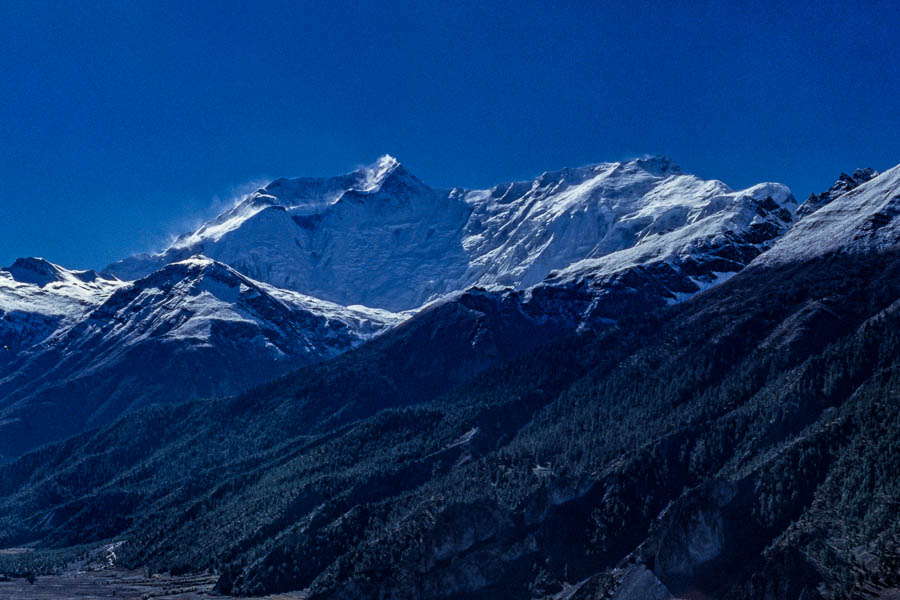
[0,568,221,600]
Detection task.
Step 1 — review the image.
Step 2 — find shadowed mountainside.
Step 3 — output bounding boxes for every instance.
[2,243,900,599]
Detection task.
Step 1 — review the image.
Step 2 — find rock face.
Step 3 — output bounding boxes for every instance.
[0,256,401,458]
[609,566,673,600]
[107,156,796,312]
[628,480,744,595]
[794,167,878,219]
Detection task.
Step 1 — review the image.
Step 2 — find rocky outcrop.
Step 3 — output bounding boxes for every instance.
[795,167,877,220]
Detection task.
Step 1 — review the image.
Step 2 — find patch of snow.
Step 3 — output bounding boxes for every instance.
[667,271,737,304]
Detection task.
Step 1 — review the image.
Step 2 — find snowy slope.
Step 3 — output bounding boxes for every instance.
[75,255,401,354]
[107,156,796,312]
[753,164,900,266]
[108,156,470,310]
[0,258,126,370]
[517,179,796,325]
[0,256,402,458]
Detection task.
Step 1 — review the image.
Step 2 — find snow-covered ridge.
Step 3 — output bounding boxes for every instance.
[1,257,125,317]
[754,164,900,266]
[106,155,797,311]
[98,255,405,346]
[1,258,127,362]
[0,255,405,456]
[2,254,401,388]
[542,181,795,285]
[169,155,407,249]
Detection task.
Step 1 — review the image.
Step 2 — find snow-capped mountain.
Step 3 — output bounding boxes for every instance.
[0,256,401,458]
[6,162,899,600]
[107,156,797,312]
[8,156,900,599]
[0,258,126,372]
[2,155,802,457]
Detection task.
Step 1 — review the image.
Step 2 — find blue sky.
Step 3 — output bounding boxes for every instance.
[1,0,898,269]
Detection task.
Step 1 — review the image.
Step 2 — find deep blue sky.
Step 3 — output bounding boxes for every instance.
[1,0,898,269]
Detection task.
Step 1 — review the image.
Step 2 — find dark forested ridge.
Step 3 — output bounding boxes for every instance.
[2,242,900,599]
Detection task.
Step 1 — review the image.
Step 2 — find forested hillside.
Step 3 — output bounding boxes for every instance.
[2,242,899,599]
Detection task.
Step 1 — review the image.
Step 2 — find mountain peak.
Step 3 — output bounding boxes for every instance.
[3,259,119,292]
[533,156,682,188]
[257,155,411,201]
[795,166,879,219]
[355,154,407,191]
[172,255,219,269]
[1,257,91,287]
[4,257,62,286]
[367,153,401,174]
[152,255,241,283]
[630,155,682,176]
